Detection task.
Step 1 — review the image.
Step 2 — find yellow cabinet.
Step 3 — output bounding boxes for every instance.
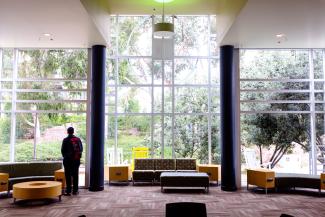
[105,165,130,183]
[321,173,325,191]
[197,164,220,184]
[247,168,275,194]
[0,173,9,193]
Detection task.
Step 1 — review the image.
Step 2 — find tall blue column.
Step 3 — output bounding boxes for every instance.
[220,45,239,191]
[89,45,106,191]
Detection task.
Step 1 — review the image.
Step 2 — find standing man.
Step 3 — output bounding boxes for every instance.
[61,127,83,195]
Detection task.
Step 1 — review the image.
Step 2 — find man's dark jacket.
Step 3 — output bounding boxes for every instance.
[61,135,83,160]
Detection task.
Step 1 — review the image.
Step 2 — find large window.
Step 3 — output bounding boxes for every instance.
[106,15,219,164]
[240,49,325,175]
[0,49,88,163]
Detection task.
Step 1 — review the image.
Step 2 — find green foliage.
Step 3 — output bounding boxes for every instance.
[0,116,11,144]
[241,50,315,168]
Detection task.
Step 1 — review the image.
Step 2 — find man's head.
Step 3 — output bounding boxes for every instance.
[67,127,74,135]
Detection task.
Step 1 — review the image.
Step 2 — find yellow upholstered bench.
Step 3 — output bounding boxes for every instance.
[247,168,275,194]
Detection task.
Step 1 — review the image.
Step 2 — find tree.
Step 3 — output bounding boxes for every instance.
[240,50,320,168]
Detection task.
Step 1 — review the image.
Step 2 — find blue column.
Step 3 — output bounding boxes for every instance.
[220,45,239,191]
[89,45,106,191]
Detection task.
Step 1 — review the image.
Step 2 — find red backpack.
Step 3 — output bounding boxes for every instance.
[70,137,82,160]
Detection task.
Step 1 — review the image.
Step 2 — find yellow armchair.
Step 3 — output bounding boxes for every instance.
[247,168,275,194]
[321,173,325,191]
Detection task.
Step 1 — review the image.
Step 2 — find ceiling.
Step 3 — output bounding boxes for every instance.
[222,0,325,48]
[105,0,220,15]
[0,0,106,48]
[2,0,325,49]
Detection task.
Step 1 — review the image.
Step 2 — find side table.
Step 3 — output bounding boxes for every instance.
[0,173,9,194]
[105,165,130,183]
[197,164,220,185]
[54,169,66,188]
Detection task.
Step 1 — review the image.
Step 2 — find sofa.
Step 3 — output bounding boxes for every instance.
[275,173,322,192]
[0,161,62,194]
[247,168,325,194]
[132,158,197,184]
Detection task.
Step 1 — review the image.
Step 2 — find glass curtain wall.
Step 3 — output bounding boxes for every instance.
[106,15,220,165]
[240,49,325,176]
[0,49,88,166]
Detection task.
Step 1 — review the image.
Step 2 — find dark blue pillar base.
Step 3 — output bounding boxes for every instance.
[89,186,104,192]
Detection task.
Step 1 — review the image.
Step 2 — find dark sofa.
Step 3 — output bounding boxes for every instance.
[0,161,62,194]
[275,173,321,191]
[132,158,197,184]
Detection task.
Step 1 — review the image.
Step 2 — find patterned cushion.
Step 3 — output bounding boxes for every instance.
[155,159,176,170]
[176,159,197,170]
[134,159,155,170]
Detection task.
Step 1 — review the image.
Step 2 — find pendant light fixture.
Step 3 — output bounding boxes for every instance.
[154,0,174,38]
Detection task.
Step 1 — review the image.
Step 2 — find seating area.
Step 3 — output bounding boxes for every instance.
[132,158,197,184]
[247,168,325,194]
[0,162,62,194]
[2,0,325,216]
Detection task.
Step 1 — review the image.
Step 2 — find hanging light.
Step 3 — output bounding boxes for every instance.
[154,0,174,38]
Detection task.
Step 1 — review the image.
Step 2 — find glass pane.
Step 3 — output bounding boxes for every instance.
[175,88,208,113]
[152,115,162,158]
[211,58,219,84]
[211,115,221,164]
[117,115,151,164]
[118,58,151,85]
[18,49,87,79]
[153,60,172,85]
[0,113,11,162]
[106,58,116,85]
[16,91,87,101]
[105,116,116,164]
[153,87,172,113]
[313,49,323,79]
[15,113,34,161]
[174,115,208,163]
[108,16,117,57]
[2,49,13,78]
[316,114,325,174]
[240,81,309,90]
[36,113,86,161]
[106,88,116,114]
[211,88,220,113]
[118,16,152,56]
[153,87,162,113]
[174,59,209,84]
[117,87,151,113]
[16,102,86,112]
[16,81,87,90]
[240,50,309,79]
[175,16,209,56]
[241,114,310,174]
[240,92,310,101]
[164,115,173,158]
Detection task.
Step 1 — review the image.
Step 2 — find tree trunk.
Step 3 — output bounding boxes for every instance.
[258,145,263,165]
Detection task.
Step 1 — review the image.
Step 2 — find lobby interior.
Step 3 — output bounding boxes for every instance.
[1,0,325,216]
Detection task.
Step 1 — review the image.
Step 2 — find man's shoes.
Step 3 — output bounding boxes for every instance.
[72,191,79,195]
[63,192,71,196]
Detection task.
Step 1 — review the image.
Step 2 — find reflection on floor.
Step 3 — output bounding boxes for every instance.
[0,184,325,216]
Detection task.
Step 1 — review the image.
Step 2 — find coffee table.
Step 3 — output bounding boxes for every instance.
[160,172,209,193]
[13,181,62,203]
